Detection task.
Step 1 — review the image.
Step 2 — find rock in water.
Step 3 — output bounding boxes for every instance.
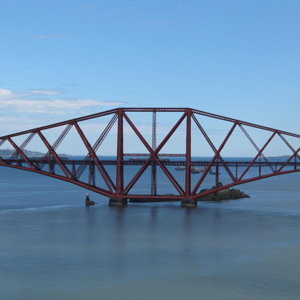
[85,193,95,206]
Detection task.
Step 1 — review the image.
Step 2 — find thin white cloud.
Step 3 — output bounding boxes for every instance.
[29,89,63,96]
[0,88,13,97]
[0,99,122,114]
[0,88,123,115]
[0,116,39,123]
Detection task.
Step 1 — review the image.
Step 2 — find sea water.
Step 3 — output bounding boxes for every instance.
[0,165,300,299]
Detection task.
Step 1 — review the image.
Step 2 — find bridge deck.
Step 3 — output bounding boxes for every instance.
[1,158,299,168]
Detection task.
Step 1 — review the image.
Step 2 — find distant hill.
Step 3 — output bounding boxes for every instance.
[0,149,70,158]
[268,155,293,159]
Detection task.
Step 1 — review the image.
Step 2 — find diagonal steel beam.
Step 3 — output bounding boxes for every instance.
[0,156,8,166]
[192,114,236,182]
[277,146,300,173]
[122,158,151,195]
[239,124,275,173]
[51,124,73,151]
[238,131,276,181]
[75,114,117,179]
[155,112,187,154]
[123,112,186,195]
[278,133,300,160]
[156,159,184,195]
[38,124,73,170]
[10,132,36,159]
[37,131,72,178]
[73,122,115,193]
[192,122,238,194]
[7,137,34,169]
[2,107,300,140]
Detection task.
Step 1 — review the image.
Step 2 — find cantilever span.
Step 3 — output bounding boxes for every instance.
[0,107,300,207]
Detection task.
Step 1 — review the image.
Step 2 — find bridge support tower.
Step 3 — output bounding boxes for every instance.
[109,198,128,207]
[181,199,197,208]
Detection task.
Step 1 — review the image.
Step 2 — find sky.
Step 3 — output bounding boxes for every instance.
[0,0,300,155]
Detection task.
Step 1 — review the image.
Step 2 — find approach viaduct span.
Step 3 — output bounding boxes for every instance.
[1,107,300,207]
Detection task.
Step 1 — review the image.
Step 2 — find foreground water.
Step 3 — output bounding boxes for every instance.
[1,166,300,299]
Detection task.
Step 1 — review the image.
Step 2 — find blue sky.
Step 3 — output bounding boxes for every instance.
[0,0,300,155]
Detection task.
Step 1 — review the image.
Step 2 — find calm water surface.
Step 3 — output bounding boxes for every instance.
[1,166,300,299]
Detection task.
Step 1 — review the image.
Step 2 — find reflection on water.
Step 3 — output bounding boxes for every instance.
[0,168,300,299]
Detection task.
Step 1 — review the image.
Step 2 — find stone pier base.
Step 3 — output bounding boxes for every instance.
[181,200,197,208]
[109,198,128,207]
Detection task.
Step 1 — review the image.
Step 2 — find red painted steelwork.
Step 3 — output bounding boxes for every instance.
[0,107,300,202]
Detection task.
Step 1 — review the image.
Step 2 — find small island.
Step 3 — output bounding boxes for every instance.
[197,183,250,201]
[128,183,250,203]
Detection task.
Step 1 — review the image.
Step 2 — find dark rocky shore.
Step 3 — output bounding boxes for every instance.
[128,186,250,203]
[196,187,250,201]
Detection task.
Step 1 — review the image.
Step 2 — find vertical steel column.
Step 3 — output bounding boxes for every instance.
[151,110,157,195]
[215,160,219,187]
[181,109,195,207]
[71,161,76,178]
[89,161,95,186]
[185,109,191,198]
[49,161,55,174]
[116,109,124,198]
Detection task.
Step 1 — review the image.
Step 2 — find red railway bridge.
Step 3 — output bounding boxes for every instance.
[0,107,300,207]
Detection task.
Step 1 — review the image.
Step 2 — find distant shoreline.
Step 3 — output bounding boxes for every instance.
[0,148,293,160]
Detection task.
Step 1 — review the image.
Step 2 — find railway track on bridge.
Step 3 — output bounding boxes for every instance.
[1,158,299,168]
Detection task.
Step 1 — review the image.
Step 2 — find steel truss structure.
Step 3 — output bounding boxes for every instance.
[1,107,300,205]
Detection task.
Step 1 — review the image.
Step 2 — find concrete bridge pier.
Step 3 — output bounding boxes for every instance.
[109,198,128,207]
[181,199,197,208]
